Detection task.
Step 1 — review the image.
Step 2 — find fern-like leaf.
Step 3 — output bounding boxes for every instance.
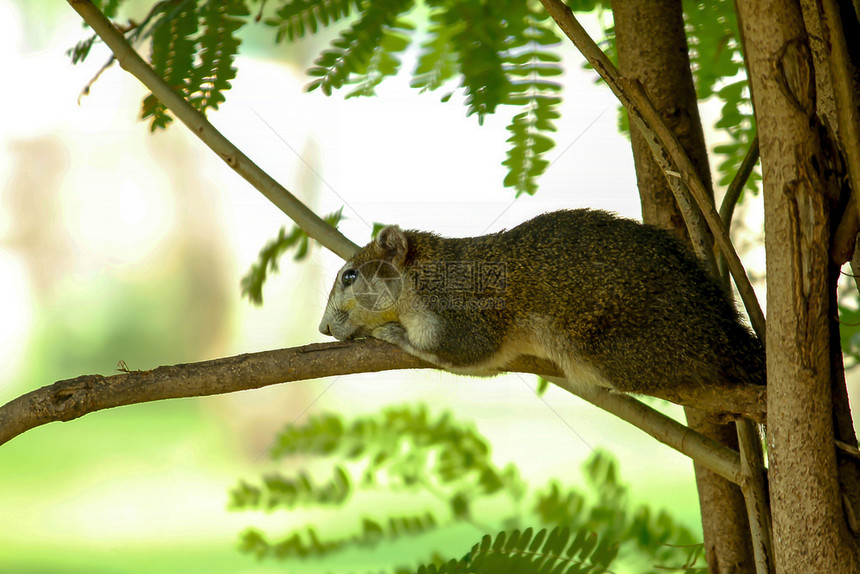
[229,466,351,511]
[141,0,200,130]
[190,0,248,111]
[684,0,743,99]
[413,527,617,574]
[68,35,98,65]
[410,5,459,93]
[237,512,438,559]
[265,0,361,43]
[442,0,519,123]
[140,0,250,130]
[306,0,415,96]
[684,0,758,197]
[344,18,414,98]
[501,5,562,196]
[241,208,343,305]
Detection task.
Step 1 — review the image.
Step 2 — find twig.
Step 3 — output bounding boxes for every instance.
[66,0,358,259]
[821,0,860,266]
[737,419,774,574]
[836,439,860,460]
[550,377,743,484]
[718,134,760,283]
[539,0,766,346]
[0,339,766,448]
[719,134,761,227]
[818,0,860,237]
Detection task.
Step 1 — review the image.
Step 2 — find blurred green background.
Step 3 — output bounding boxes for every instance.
[0,1,720,572]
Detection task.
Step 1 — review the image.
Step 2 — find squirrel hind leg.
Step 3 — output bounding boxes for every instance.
[540,335,615,390]
[557,356,615,390]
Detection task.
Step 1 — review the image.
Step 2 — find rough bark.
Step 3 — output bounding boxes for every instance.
[684,409,756,572]
[800,0,860,540]
[736,0,860,570]
[611,0,712,242]
[611,2,755,570]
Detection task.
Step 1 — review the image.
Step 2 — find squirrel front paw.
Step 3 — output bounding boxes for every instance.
[371,323,410,347]
[371,322,451,367]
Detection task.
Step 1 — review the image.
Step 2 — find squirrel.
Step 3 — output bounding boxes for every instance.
[318,209,765,394]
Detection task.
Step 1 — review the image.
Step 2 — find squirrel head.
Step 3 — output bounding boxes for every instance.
[318,225,410,340]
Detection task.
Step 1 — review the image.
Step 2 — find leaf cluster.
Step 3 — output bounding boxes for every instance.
[684,0,760,196]
[69,0,763,240]
[72,0,567,194]
[419,526,618,574]
[241,208,343,305]
[229,404,706,573]
[265,0,566,196]
[71,0,250,131]
[142,0,249,130]
[231,405,525,562]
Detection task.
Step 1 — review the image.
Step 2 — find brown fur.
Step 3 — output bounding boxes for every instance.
[319,209,765,394]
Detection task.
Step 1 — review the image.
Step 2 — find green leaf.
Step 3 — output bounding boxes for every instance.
[190,0,249,112]
[499,4,562,196]
[266,0,361,43]
[67,35,97,65]
[141,0,200,130]
[305,1,415,96]
[840,305,860,368]
[411,8,463,93]
[240,208,343,305]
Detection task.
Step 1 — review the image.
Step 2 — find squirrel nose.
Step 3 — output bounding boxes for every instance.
[319,322,331,336]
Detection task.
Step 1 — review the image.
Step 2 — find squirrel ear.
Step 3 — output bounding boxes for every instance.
[376,225,408,266]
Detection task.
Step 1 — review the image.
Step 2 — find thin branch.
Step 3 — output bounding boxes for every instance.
[539,0,766,346]
[819,0,860,232]
[718,134,760,283]
[66,0,358,260]
[820,0,860,266]
[0,339,766,448]
[833,202,859,264]
[719,134,761,227]
[737,418,775,574]
[836,439,860,460]
[549,377,743,484]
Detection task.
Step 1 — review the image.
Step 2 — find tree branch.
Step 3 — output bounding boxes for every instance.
[539,0,766,345]
[818,0,860,234]
[549,377,743,484]
[820,0,860,266]
[719,134,761,228]
[0,339,766,448]
[737,417,775,574]
[718,134,760,283]
[66,0,358,260]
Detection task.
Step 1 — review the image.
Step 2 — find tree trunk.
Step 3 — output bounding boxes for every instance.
[610,0,710,242]
[736,0,860,570]
[611,2,756,570]
[799,0,860,538]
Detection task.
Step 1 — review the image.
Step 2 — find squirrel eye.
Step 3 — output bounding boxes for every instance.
[342,268,358,287]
